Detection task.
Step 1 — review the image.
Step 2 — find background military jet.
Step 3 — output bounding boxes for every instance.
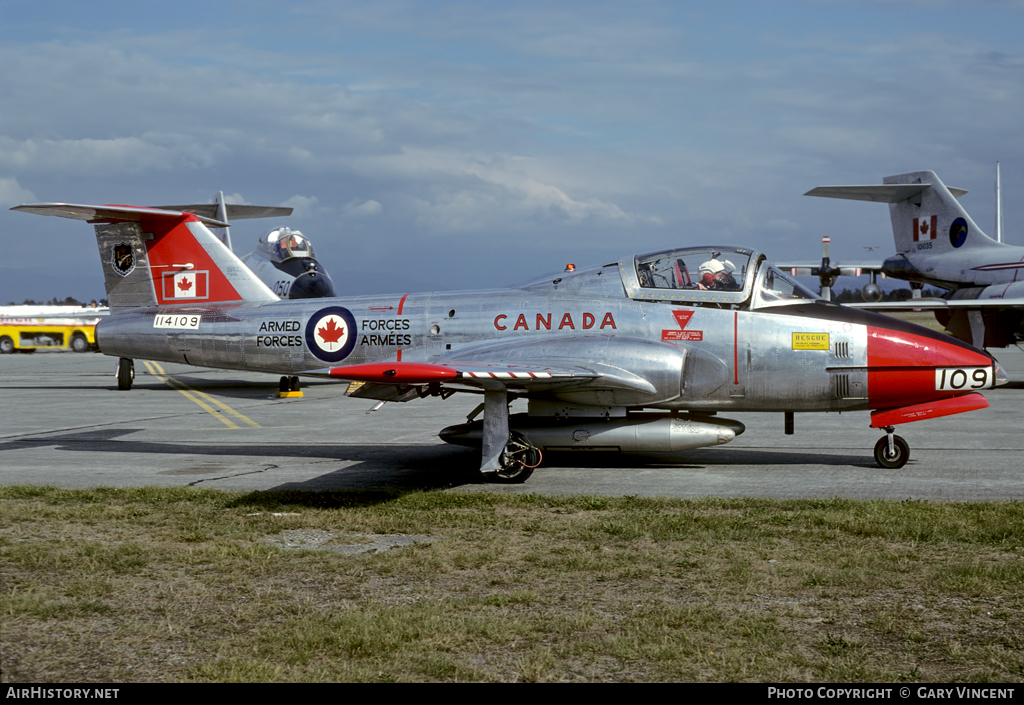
[793,168,1024,349]
[12,200,1008,479]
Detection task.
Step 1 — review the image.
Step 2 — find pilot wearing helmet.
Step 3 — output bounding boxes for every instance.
[266,227,310,261]
[698,258,741,291]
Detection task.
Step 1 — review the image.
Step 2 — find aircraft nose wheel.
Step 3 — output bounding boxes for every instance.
[491,431,542,483]
[874,428,909,469]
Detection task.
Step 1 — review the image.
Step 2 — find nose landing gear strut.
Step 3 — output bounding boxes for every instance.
[874,426,909,469]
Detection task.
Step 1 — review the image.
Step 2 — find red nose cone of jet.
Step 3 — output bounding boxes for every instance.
[867,325,998,412]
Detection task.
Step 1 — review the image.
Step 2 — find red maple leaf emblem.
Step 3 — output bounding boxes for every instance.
[318,317,345,344]
[177,277,193,292]
[920,221,929,234]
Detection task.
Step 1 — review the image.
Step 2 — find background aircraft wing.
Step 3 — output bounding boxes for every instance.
[778,261,883,277]
[848,298,1024,311]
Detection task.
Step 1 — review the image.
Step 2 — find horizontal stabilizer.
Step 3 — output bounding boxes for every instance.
[154,204,293,221]
[12,203,229,228]
[805,184,967,203]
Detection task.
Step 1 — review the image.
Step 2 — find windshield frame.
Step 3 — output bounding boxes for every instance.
[750,264,822,309]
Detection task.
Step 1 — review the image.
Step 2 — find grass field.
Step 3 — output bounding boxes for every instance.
[2,486,1022,683]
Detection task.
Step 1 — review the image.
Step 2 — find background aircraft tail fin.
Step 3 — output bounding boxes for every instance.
[881,170,993,254]
[12,204,279,311]
[806,170,993,254]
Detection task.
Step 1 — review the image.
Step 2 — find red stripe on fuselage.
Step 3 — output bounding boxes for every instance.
[395,293,410,362]
[733,311,739,385]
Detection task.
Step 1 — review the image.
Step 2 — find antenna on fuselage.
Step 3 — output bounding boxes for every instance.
[994,162,1004,244]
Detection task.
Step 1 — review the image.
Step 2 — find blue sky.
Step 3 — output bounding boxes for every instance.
[2,0,1021,302]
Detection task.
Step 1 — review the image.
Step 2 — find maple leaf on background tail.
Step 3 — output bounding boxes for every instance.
[318,318,345,344]
[178,278,193,292]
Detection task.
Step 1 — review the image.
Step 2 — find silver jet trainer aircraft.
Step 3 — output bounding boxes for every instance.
[12,201,1009,479]
[795,169,1024,349]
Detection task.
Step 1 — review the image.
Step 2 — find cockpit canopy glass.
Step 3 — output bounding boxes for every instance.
[753,266,821,307]
[636,248,752,293]
[265,227,313,261]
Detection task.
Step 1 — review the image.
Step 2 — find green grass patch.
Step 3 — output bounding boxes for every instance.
[1,486,1022,682]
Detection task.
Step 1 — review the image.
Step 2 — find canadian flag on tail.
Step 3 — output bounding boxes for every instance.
[164,271,209,299]
[913,215,937,242]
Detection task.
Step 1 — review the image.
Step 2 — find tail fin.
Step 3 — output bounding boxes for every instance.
[12,204,278,311]
[806,170,996,254]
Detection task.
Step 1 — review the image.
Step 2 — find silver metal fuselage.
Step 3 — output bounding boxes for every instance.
[97,286,872,414]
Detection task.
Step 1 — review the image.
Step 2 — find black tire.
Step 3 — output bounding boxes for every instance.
[874,435,909,469]
[117,358,134,391]
[490,431,540,484]
[70,333,90,353]
[0,336,13,354]
[289,375,300,392]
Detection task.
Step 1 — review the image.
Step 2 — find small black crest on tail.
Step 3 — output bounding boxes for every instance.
[110,243,136,276]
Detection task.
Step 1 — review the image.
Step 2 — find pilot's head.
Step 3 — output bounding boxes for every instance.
[698,259,724,286]
[715,259,737,285]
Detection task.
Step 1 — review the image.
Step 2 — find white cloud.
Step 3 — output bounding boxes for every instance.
[344,199,383,216]
[351,148,652,231]
[0,135,221,175]
[0,178,36,208]
[279,195,321,218]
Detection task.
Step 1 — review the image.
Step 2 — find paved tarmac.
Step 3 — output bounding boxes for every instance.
[1,347,1022,500]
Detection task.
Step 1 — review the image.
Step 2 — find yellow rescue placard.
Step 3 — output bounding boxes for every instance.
[792,332,830,350]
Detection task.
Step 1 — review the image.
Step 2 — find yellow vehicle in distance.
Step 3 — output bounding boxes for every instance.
[0,305,107,354]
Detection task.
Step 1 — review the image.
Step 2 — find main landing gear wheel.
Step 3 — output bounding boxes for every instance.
[874,431,909,469]
[491,431,542,484]
[116,358,135,391]
[278,376,301,393]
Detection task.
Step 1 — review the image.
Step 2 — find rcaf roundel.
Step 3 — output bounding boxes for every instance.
[305,306,358,362]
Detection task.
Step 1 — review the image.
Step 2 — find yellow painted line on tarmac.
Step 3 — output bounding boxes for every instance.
[142,361,261,429]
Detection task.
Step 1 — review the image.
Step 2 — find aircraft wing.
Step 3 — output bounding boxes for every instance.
[777,261,884,277]
[303,359,604,401]
[305,360,598,387]
[848,298,1024,311]
[305,347,667,399]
